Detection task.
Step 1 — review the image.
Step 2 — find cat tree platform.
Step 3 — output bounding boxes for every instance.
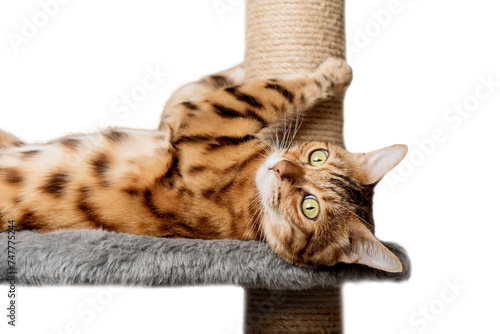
[0,230,409,288]
[0,230,409,332]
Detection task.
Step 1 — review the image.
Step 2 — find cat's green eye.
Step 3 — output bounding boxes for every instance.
[309,150,328,166]
[301,195,320,220]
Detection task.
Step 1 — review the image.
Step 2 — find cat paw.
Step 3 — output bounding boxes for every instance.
[315,57,353,96]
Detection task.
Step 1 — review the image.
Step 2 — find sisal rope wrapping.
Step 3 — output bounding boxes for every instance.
[245,0,347,332]
[245,287,343,334]
[245,0,346,147]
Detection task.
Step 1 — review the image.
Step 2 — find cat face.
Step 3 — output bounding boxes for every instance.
[255,141,407,272]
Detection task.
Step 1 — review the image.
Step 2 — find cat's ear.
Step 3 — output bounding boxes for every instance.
[338,220,403,273]
[354,144,408,185]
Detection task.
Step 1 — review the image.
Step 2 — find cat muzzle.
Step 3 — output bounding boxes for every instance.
[272,160,304,181]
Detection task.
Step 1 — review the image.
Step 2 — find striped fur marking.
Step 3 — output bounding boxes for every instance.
[188,166,207,174]
[20,150,41,157]
[103,130,128,143]
[60,138,81,150]
[224,86,264,109]
[41,172,69,197]
[90,153,111,187]
[17,211,45,230]
[265,83,295,103]
[212,103,242,118]
[1,168,23,185]
[206,135,256,150]
[155,156,181,189]
[181,101,200,110]
[209,75,233,88]
[77,186,112,230]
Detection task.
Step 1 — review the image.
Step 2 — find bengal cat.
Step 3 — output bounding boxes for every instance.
[0,58,407,272]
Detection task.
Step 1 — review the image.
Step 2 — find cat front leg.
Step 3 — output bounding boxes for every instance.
[164,58,352,140]
[268,57,352,113]
[199,57,352,132]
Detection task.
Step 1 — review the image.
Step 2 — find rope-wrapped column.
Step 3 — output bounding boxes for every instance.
[244,0,347,333]
[245,287,343,334]
[245,0,346,147]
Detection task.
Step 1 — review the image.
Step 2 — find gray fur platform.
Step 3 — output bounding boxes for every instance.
[0,229,410,289]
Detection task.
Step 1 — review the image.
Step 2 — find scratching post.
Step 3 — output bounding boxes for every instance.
[245,287,343,333]
[245,0,346,147]
[245,0,347,332]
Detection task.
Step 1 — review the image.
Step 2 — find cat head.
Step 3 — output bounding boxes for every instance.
[255,141,407,272]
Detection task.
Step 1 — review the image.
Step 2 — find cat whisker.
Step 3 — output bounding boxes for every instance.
[258,202,276,253]
[292,231,297,265]
[244,195,263,240]
[246,212,261,240]
[247,196,261,213]
[336,204,374,228]
[283,114,293,152]
[280,114,286,150]
[286,114,303,152]
[256,152,268,159]
[281,112,291,151]
[250,197,266,243]
[251,208,263,237]
[285,117,295,152]
[258,142,272,153]
[254,215,265,256]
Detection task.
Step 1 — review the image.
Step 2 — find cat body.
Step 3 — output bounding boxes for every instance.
[0,128,262,239]
[0,58,407,271]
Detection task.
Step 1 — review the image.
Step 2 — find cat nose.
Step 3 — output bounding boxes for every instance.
[272,160,304,181]
[272,160,286,177]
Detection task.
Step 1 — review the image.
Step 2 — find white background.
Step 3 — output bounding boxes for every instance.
[1,0,499,333]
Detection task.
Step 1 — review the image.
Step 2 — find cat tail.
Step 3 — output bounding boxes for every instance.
[0,129,23,148]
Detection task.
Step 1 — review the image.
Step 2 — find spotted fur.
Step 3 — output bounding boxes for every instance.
[0,58,406,271]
